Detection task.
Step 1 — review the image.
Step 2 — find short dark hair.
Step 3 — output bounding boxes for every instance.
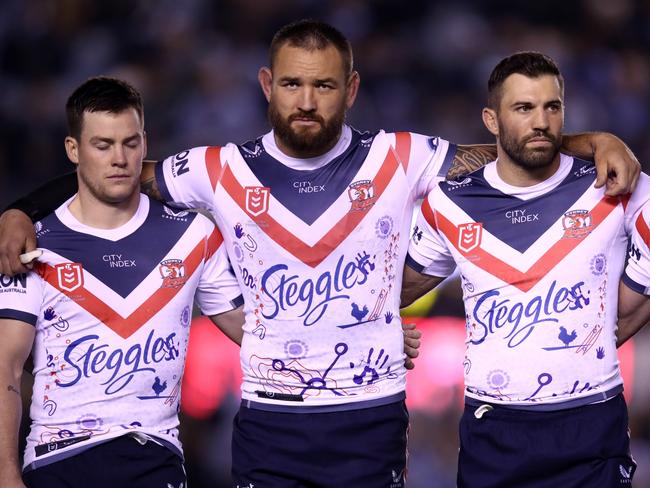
[269,19,353,76]
[66,76,144,140]
[487,52,563,109]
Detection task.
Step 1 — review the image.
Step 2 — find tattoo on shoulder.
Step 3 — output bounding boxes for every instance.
[446,145,497,180]
[7,385,20,396]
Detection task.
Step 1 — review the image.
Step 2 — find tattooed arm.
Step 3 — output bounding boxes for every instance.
[447,134,640,196]
[446,145,497,180]
[140,161,164,202]
[0,319,34,487]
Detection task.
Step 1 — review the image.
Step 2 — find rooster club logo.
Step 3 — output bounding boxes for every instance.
[562,209,593,239]
[348,180,376,211]
[159,259,187,288]
[56,263,84,292]
[458,222,483,252]
[245,186,270,217]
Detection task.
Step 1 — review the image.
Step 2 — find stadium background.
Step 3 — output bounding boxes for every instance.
[1,1,649,486]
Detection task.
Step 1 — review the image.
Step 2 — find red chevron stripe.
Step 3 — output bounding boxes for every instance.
[637,210,650,246]
[394,132,411,170]
[435,195,620,292]
[215,133,412,267]
[206,146,223,192]
[421,197,437,231]
[36,239,206,339]
[205,226,224,260]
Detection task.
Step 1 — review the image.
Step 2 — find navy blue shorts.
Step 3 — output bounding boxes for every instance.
[23,435,185,488]
[232,400,409,487]
[458,394,636,487]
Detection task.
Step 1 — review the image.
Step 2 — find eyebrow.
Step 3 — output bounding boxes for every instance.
[278,76,339,85]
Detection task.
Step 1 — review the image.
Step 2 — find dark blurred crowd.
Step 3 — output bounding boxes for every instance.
[2,1,649,487]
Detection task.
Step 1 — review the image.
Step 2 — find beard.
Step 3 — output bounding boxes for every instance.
[268,101,346,157]
[499,124,562,171]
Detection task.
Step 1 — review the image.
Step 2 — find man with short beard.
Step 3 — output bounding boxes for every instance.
[402,52,650,487]
[0,23,642,488]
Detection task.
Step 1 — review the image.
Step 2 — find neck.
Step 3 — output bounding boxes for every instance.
[495,148,561,187]
[67,189,141,229]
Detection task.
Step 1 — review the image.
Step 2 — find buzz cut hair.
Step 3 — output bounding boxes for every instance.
[269,19,353,76]
[487,51,564,109]
[66,76,144,140]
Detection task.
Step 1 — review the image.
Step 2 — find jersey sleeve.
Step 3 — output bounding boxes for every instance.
[405,191,457,278]
[193,216,243,315]
[623,205,650,296]
[155,146,223,212]
[399,133,457,199]
[0,270,44,326]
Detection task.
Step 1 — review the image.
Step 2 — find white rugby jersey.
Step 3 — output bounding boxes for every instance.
[407,155,650,409]
[156,126,455,410]
[624,206,650,296]
[0,195,242,471]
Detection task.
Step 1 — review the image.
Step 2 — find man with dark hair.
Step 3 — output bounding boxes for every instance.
[0,77,244,488]
[0,22,642,487]
[402,51,649,487]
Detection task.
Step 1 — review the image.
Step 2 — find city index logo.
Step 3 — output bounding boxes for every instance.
[55,263,83,292]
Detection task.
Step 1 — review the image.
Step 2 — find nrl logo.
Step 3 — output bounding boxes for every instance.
[458,223,483,252]
[562,209,593,239]
[55,263,84,292]
[159,259,187,288]
[348,180,376,211]
[245,186,270,217]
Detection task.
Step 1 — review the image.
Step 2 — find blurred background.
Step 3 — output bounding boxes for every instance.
[3,0,649,486]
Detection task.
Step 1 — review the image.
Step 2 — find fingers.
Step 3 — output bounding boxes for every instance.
[0,209,37,276]
[404,357,415,370]
[601,148,641,196]
[593,158,607,189]
[0,239,31,275]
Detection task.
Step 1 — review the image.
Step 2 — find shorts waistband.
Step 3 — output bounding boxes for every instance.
[465,385,623,412]
[241,391,406,413]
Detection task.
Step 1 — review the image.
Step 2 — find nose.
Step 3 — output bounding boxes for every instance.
[297,86,316,112]
[112,145,128,167]
[531,108,549,131]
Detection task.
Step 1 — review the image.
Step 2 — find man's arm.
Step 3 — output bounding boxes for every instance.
[0,319,34,488]
[448,133,640,195]
[140,161,164,202]
[562,133,640,195]
[617,281,650,348]
[208,305,245,346]
[401,266,445,309]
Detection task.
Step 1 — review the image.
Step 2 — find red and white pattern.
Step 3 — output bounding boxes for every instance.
[409,157,650,408]
[0,195,241,470]
[160,127,452,408]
